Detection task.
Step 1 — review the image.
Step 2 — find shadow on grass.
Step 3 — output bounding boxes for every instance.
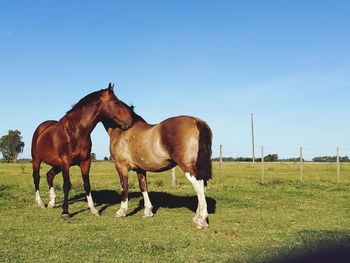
[129,191,216,217]
[269,230,350,263]
[61,190,216,217]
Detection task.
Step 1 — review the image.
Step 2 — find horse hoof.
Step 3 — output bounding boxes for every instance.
[195,221,209,229]
[91,209,100,216]
[47,203,55,209]
[60,213,71,220]
[193,216,209,229]
[192,216,200,224]
[115,209,126,218]
[143,208,154,218]
[36,202,45,208]
[195,223,209,229]
[142,212,154,218]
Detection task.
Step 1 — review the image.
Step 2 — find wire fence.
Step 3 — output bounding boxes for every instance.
[167,145,350,187]
[212,145,350,185]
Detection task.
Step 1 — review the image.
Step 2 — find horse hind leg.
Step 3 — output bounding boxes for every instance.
[137,171,153,218]
[46,166,61,208]
[184,172,209,229]
[32,159,45,208]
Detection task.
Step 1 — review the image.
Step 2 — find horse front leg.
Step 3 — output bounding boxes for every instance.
[137,170,153,217]
[80,160,99,216]
[115,166,129,217]
[61,161,71,219]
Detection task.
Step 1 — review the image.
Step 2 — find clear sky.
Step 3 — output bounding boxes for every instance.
[1,1,350,161]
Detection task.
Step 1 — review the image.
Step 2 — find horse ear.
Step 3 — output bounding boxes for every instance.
[108,82,114,93]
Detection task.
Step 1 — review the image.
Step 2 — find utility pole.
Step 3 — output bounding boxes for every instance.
[219,144,223,185]
[251,113,255,162]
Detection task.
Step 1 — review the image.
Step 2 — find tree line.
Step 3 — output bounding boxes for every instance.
[212,154,350,162]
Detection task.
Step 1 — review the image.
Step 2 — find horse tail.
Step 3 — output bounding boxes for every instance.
[195,120,213,183]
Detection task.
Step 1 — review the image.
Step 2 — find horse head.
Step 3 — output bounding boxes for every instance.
[100,82,134,130]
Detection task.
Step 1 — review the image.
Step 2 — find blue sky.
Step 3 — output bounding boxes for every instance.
[1,1,350,160]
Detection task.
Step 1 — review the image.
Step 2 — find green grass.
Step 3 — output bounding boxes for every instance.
[1,162,350,262]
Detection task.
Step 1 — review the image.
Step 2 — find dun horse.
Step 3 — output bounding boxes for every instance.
[31,83,133,218]
[103,109,212,229]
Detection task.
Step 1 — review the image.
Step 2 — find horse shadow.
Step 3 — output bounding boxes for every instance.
[65,190,216,217]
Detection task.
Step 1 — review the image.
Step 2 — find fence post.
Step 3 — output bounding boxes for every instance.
[219,144,223,185]
[336,147,340,183]
[171,167,176,187]
[300,147,303,182]
[261,146,264,184]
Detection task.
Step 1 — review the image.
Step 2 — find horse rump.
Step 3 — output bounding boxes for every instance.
[195,120,213,183]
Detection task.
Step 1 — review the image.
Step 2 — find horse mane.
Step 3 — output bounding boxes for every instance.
[129,105,146,123]
[66,89,105,114]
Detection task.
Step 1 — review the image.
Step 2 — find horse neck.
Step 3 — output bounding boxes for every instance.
[62,103,102,136]
[102,112,148,134]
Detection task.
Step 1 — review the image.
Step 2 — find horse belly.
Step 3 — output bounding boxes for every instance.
[133,157,175,172]
[132,139,175,172]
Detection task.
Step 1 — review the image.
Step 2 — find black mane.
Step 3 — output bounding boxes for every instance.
[66,89,106,114]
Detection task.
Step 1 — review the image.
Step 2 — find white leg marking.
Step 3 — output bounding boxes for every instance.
[116,199,128,217]
[121,200,128,210]
[87,193,94,208]
[47,187,56,208]
[87,193,99,215]
[184,172,200,217]
[142,191,153,217]
[184,172,209,229]
[35,190,45,208]
[197,179,208,221]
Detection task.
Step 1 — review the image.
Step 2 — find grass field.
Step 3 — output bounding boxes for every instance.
[1,161,350,262]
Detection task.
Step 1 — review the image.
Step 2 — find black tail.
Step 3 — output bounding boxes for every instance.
[195,120,213,182]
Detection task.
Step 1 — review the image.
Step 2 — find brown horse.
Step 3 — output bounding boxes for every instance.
[103,109,212,229]
[31,83,134,218]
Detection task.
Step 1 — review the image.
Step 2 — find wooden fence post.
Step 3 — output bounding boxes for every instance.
[261,146,264,184]
[300,147,303,182]
[336,147,340,183]
[219,144,223,185]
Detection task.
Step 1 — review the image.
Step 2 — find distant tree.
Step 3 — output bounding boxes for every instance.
[264,154,279,162]
[279,157,304,162]
[312,156,335,162]
[0,130,25,163]
[90,153,97,161]
[341,156,350,162]
[235,157,253,162]
[312,156,350,162]
[103,157,108,161]
[212,157,253,162]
